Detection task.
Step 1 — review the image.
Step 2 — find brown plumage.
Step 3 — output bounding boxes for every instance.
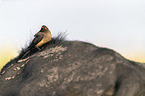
[21,25,51,59]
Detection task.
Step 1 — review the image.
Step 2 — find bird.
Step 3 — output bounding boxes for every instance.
[21,25,51,59]
[29,25,51,50]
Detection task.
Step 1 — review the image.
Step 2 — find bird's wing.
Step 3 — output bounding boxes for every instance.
[28,32,44,49]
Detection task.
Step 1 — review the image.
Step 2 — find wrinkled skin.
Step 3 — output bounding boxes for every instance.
[0,41,145,96]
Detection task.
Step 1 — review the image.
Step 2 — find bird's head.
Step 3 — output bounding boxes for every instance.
[39,25,49,32]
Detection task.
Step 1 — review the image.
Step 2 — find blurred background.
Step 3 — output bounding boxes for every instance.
[0,0,145,70]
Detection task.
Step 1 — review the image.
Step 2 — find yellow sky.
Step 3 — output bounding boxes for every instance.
[121,45,145,63]
[0,44,18,70]
[124,53,145,63]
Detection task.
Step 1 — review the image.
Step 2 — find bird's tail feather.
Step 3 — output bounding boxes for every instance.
[20,48,33,59]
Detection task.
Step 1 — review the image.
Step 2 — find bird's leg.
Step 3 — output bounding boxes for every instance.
[36,46,44,51]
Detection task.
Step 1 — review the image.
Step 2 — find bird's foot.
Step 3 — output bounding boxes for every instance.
[36,47,44,51]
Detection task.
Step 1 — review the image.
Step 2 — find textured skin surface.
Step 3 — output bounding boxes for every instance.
[0,41,145,96]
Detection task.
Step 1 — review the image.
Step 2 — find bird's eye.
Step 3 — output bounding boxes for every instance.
[42,27,45,29]
[45,27,47,29]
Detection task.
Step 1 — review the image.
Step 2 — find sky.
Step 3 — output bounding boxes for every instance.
[0,0,145,64]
